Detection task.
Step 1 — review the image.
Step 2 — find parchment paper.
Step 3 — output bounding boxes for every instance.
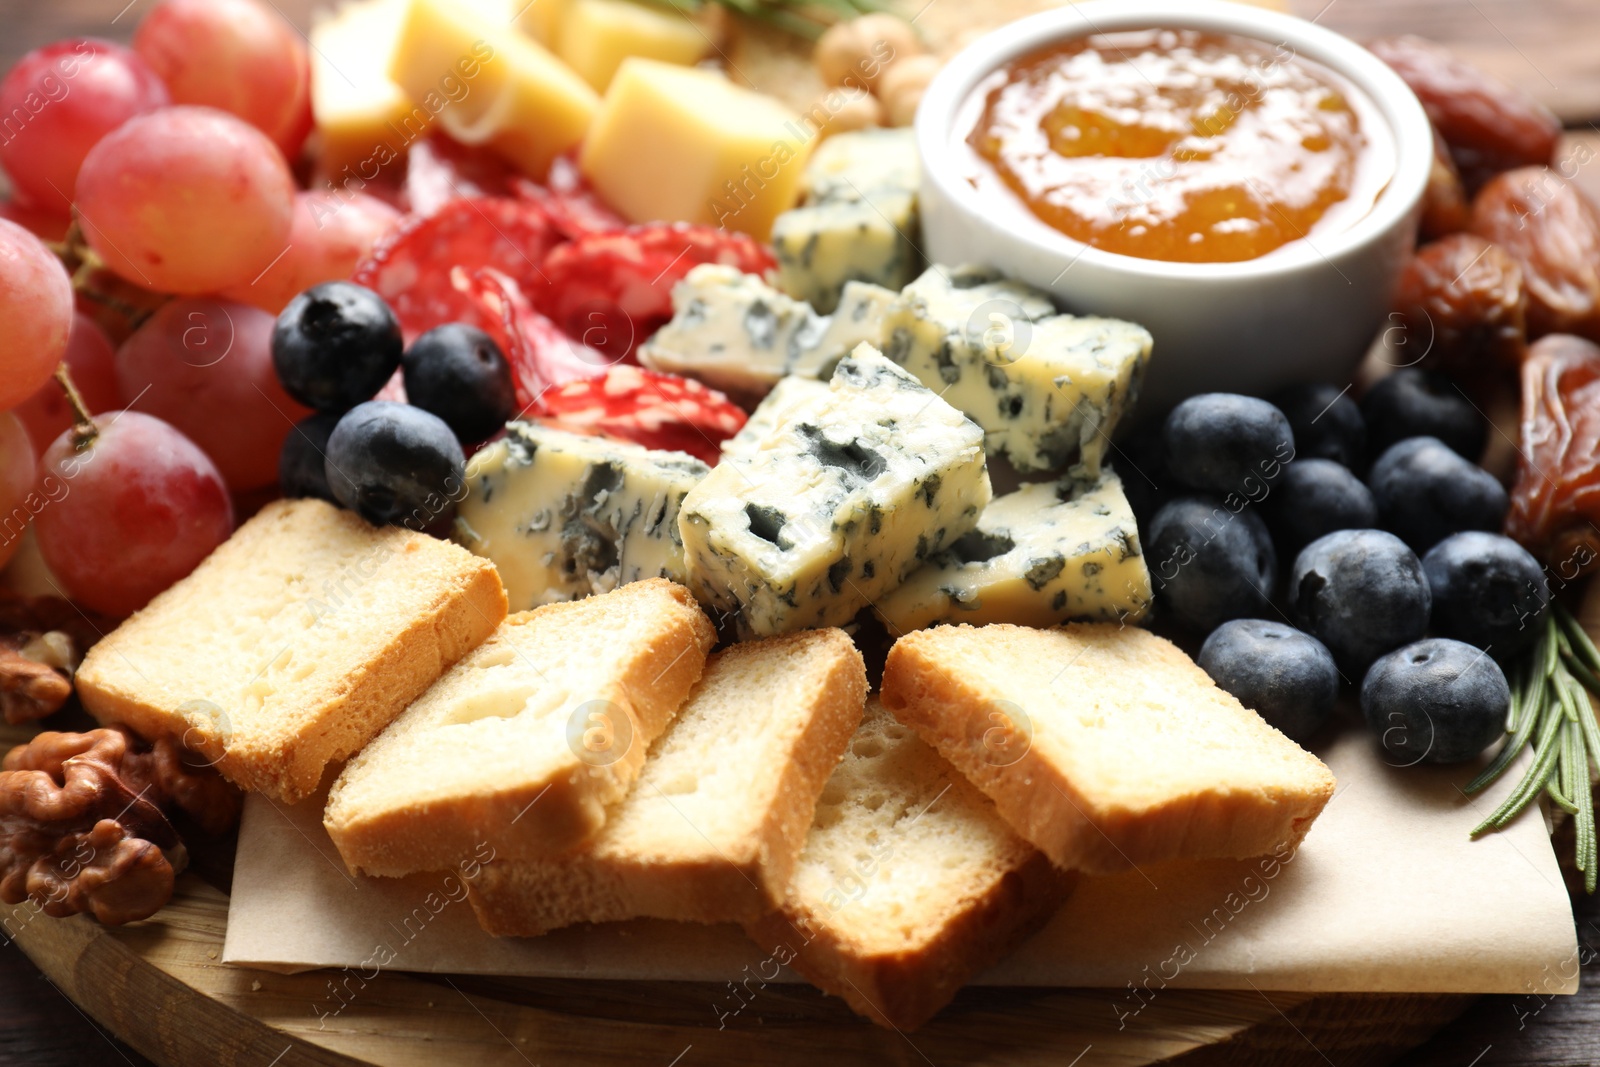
[223,724,1579,995]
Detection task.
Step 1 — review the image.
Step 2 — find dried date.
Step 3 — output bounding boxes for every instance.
[1367,36,1560,189]
[1506,334,1600,575]
[1392,233,1527,374]
[1471,167,1600,343]
[1420,125,1470,240]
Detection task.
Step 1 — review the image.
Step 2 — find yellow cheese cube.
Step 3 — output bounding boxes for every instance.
[389,0,599,177]
[558,0,708,92]
[516,0,573,44]
[580,59,811,239]
[311,0,428,178]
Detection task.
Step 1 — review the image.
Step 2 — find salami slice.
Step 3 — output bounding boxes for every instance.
[538,365,748,465]
[351,197,563,340]
[535,223,778,365]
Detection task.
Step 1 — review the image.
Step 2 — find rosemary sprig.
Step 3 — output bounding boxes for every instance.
[1469,604,1600,892]
[634,0,894,39]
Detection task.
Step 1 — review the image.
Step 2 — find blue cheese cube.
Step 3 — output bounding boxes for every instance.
[680,345,991,638]
[455,423,709,611]
[771,128,923,314]
[641,265,892,403]
[877,468,1152,634]
[882,266,1152,475]
[801,127,920,202]
[773,193,919,314]
[719,375,831,462]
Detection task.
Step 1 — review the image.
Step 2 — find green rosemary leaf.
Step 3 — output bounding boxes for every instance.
[1474,699,1565,834]
[1581,748,1599,893]
[1549,721,1579,814]
[1559,602,1600,674]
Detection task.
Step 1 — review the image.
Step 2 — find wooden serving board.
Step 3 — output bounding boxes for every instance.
[3,867,1470,1067]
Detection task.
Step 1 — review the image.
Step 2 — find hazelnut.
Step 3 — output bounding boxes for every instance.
[805,88,885,141]
[814,14,925,93]
[878,54,943,127]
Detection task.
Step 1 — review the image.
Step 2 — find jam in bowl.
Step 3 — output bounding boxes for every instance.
[917,0,1434,410]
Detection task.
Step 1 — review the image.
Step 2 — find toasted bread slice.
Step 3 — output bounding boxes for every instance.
[881,623,1337,874]
[743,700,1070,1031]
[466,628,867,935]
[75,499,506,803]
[324,579,715,876]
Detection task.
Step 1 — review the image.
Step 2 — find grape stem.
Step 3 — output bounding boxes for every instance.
[54,363,97,452]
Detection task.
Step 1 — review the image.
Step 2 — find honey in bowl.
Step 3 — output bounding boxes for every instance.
[962,29,1395,263]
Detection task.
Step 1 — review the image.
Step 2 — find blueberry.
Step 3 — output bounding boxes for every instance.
[324,401,466,529]
[273,282,404,413]
[1367,437,1508,553]
[1199,620,1339,744]
[1146,496,1277,633]
[1423,532,1550,660]
[1361,368,1485,461]
[1263,459,1379,557]
[402,324,516,443]
[1269,383,1365,469]
[278,412,341,502]
[1162,394,1295,495]
[1291,529,1430,675]
[1361,638,1509,765]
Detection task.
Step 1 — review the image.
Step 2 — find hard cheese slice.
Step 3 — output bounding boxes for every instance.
[680,345,991,639]
[389,0,598,176]
[454,423,709,611]
[882,265,1152,474]
[877,468,1153,634]
[641,265,893,403]
[580,59,811,239]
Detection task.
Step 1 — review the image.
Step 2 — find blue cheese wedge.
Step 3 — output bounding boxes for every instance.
[455,423,709,610]
[882,265,1152,475]
[877,468,1153,634]
[771,128,922,314]
[680,345,991,638]
[720,375,831,461]
[641,265,892,402]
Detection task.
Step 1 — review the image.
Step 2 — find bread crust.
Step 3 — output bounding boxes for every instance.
[881,624,1337,873]
[467,629,868,934]
[745,842,1072,1031]
[76,500,508,804]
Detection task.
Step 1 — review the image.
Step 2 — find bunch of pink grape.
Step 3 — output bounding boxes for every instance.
[0,0,400,617]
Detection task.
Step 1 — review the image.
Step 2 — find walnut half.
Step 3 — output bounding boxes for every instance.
[0,727,241,925]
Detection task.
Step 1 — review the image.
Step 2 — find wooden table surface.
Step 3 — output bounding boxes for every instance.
[5,1,1600,1065]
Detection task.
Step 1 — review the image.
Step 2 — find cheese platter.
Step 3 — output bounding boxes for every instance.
[0,0,1597,1063]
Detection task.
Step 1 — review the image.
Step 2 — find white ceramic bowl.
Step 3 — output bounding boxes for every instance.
[916,0,1434,412]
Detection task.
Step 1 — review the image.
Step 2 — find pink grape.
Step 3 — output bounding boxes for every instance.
[74,106,295,295]
[220,190,401,313]
[0,39,170,215]
[0,217,74,410]
[0,198,70,243]
[116,297,311,490]
[133,0,313,161]
[0,413,36,571]
[14,312,119,452]
[35,411,233,616]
